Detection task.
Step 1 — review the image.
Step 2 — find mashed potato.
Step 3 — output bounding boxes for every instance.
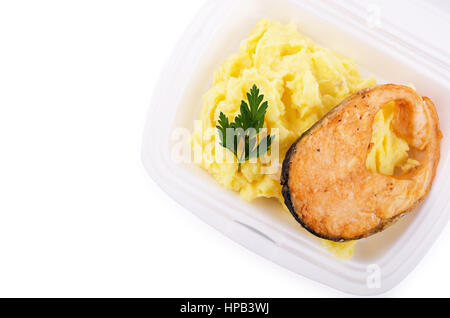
[366,101,420,175]
[192,19,416,259]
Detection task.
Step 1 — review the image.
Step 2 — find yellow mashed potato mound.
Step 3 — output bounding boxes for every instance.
[192,19,417,259]
[366,101,420,175]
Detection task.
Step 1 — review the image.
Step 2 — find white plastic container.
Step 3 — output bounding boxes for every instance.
[142,0,450,295]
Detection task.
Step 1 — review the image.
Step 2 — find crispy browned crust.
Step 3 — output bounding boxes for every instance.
[281,85,442,241]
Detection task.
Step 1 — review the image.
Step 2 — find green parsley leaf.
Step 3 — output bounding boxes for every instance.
[216,84,275,172]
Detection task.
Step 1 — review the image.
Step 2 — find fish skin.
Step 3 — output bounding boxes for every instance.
[281,84,442,241]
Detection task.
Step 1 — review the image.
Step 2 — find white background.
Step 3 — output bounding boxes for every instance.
[0,0,449,298]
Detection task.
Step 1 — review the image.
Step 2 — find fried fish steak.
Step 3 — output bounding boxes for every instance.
[281,84,441,241]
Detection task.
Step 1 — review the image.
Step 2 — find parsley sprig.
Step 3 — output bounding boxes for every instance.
[216,85,274,172]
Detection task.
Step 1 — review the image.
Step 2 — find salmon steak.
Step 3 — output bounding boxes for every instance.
[281,84,442,241]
